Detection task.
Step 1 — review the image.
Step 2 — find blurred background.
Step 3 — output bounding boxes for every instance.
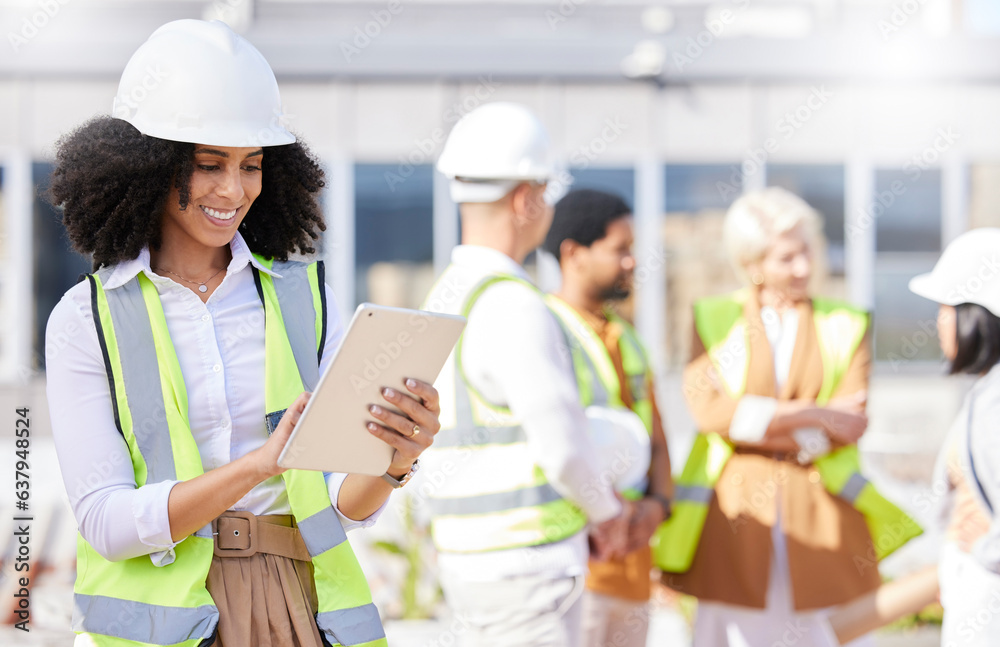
[3,0,1000,644]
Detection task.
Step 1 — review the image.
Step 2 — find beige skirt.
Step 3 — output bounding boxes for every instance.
[207,514,325,647]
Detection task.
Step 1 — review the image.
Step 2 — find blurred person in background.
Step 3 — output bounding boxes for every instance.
[541,188,674,647]
[652,187,920,646]
[44,20,439,647]
[909,228,1000,647]
[420,103,630,647]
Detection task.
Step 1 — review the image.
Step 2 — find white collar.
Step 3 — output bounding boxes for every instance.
[450,245,532,282]
[102,231,281,290]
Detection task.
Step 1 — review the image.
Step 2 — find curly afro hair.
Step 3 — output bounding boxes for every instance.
[49,116,327,269]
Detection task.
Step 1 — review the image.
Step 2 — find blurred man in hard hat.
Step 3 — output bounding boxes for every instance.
[420,102,629,646]
[542,188,673,647]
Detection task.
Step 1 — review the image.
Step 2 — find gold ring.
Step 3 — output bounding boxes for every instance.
[411,424,421,437]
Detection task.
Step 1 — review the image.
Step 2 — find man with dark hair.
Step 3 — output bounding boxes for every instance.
[543,188,674,647]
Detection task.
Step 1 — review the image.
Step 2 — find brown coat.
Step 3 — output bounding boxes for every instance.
[665,292,881,611]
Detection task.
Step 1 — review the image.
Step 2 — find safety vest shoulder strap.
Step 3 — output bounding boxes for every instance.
[242,257,388,647]
[810,297,869,406]
[545,295,623,409]
[87,271,204,484]
[692,290,748,351]
[606,311,652,379]
[250,254,327,392]
[453,274,543,415]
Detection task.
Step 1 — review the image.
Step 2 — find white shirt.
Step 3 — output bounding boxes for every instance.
[45,232,386,565]
[424,245,622,581]
[729,305,830,459]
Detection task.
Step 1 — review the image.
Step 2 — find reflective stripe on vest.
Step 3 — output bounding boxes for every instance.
[544,298,655,437]
[651,291,922,573]
[426,273,589,554]
[253,256,386,647]
[545,296,655,501]
[78,260,386,647]
[611,312,656,434]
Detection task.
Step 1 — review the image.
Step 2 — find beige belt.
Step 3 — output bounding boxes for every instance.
[211,511,311,562]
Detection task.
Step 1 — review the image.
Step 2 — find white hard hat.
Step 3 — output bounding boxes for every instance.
[584,405,651,493]
[909,228,1000,317]
[437,102,556,203]
[112,20,294,147]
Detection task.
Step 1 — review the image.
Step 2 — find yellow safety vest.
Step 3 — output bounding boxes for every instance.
[75,256,386,647]
[425,274,594,553]
[651,290,922,573]
[545,295,655,501]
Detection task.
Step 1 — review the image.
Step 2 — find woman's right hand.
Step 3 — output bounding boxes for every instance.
[252,391,312,480]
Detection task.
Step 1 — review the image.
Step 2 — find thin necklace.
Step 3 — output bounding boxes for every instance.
[153,266,226,293]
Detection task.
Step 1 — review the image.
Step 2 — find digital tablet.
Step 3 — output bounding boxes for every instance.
[277,303,466,475]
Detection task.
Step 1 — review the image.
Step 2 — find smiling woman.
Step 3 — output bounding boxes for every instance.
[659,187,920,647]
[50,121,326,275]
[44,19,440,647]
[153,146,265,295]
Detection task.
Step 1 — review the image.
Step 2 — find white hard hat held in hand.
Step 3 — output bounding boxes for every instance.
[112,19,295,148]
[437,102,557,204]
[909,227,1000,317]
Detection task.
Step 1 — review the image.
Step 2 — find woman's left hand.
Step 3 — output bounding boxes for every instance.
[367,378,441,477]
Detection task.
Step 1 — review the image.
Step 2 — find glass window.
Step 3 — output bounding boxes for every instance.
[34,162,91,370]
[664,164,742,214]
[873,255,942,365]
[966,0,1000,36]
[569,167,635,209]
[768,164,845,274]
[660,164,744,369]
[874,168,941,253]
[354,163,434,309]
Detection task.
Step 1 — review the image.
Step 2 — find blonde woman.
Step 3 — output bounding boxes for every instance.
[660,187,918,646]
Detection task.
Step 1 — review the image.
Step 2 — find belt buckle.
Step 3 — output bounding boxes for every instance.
[212,510,258,558]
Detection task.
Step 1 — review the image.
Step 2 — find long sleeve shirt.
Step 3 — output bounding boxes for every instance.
[425,245,621,581]
[45,232,385,565]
